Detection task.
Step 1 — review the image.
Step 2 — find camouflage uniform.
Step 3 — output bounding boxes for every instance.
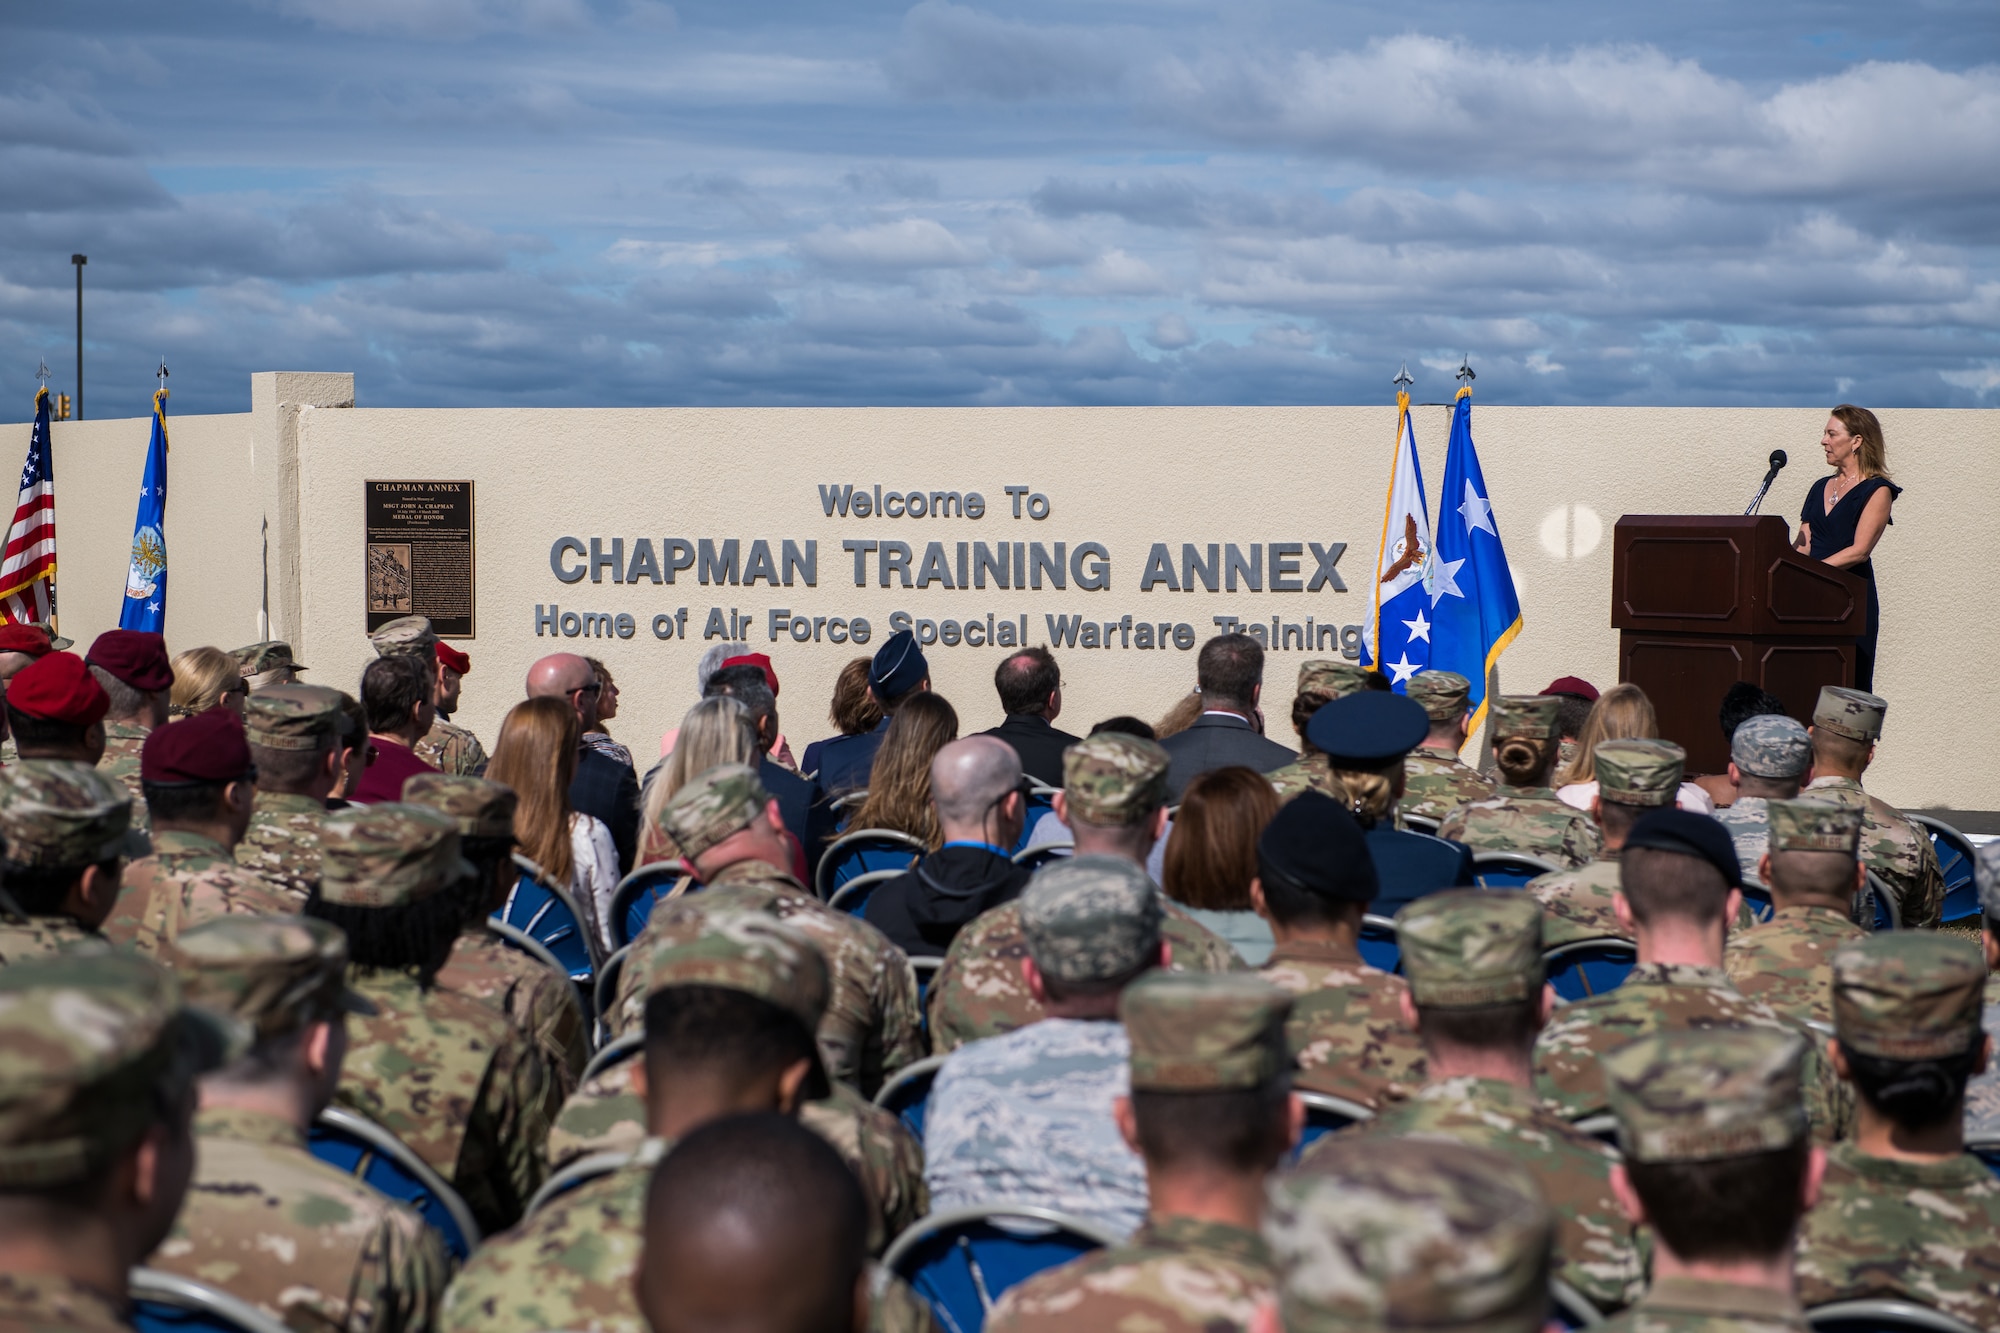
[234,685,356,904]
[98,721,151,834]
[0,951,242,1333]
[926,857,1162,1237]
[1798,686,1943,929]
[1722,801,1868,1026]
[1267,1138,1555,1333]
[1268,751,1341,804]
[1794,934,2000,1326]
[1711,715,1812,880]
[987,973,1289,1333]
[369,617,487,778]
[1260,940,1425,1108]
[1267,661,1368,802]
[153,916,451,1333]
[1526,740,1682,946]
[0,761,145,964]
[1599,1028,1813,1333]
[1437,696,1601,869]
[1401,671,1497,821]
[103,829,296,956]
[321,803,560,1236]
[1963,842,2000,1141]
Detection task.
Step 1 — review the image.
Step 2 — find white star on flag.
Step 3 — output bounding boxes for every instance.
[1459,480,1496,537]
[1402,608,1431,642]
[1428,555,1466,607]
[1387,652,1420,684]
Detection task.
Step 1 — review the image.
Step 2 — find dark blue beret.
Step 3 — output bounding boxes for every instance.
[1305,691,1430,768]
[1622,807,1743,889]
[868,629,928,699]
[1257,789,1378,903]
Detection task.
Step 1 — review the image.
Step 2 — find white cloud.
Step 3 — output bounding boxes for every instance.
[1148,312,1195,350]
[885,1,1129,101]
[797,217,978,269]
[1940,364,2000,396]
[1073,249,1170,295]
[258,0,592,39]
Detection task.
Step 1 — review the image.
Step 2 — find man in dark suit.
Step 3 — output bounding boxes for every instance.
[705,663,830,877]
[527,652,640,873]
[980,646,1079,787]
[811,629,929,796]
[1160,632,1294,799]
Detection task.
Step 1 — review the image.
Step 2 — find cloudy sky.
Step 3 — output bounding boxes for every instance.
[5,0,1998,417]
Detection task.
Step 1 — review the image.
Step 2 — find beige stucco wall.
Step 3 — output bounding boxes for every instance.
[14,382,1995,811]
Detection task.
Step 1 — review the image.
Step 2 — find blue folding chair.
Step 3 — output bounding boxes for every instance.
[884,1206,1123,1333]
[1806,1300,1982,1333]
[594,944,631,1043]
[1908,815,1980,924]
[1295,1090,1373,1153]
[524,1149,632,1218]
[873,1053,949,1143]
[912,955,942,1013]
[1968,1138,2000,1178]
[1473,851,1561,890]
[1864,870,1902,932]
[1549,1277,1604,1329]
[611,864,688,948]
[130,1269,292,1333]
[1543,937,1637,1003]
[1358,914,1400,973]
[816,829,925,900]
[1012,839,1073,872]
[1402,812,1442,835]
[495,855,598,997]
[307,1105,481,1261]
[828,868,908,918]
[1570,1113,1619,1145]
[1739,877,1775,923]
[1011,785,1061,854]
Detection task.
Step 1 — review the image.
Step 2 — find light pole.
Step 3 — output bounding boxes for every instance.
[70,254,86,420]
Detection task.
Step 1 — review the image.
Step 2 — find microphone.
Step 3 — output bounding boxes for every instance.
[1743,448,1788,516]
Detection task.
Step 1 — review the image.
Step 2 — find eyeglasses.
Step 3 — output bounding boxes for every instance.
[571,682,602,696]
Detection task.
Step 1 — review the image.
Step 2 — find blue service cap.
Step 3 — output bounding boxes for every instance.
[869,629,928,699]
[1622,807,1743,890]
[1305,690,1430,768]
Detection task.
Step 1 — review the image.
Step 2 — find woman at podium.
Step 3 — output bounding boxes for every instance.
[1795,404,1899,691]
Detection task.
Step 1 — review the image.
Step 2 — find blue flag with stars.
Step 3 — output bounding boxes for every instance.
[1428,385,1523,737]
[118,389,169,632]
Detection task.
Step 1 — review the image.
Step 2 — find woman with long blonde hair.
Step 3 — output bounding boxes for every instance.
[1556,682,1713,814]
[169,647,246,718]
[487,696,621,954]
[1795,404,1900,691]
[854,693,959,849]
[636,696,760,867]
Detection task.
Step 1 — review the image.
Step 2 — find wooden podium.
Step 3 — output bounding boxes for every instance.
[1610,515,1866,775]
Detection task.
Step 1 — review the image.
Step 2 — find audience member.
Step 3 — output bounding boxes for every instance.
[1541,673,1599,782]
[719,651,799,770]
[233,684,351,901]
[525,651,640,873]
[350,654,439,804]
[157,915,450,1333]
[1160,634,1293,799]
[853,692,958,848]
[0,621,55,682]
[84,628,173,823]
[864,736,1031,957]
[926,855,1165,1237]
[1795,933,2000,1327]
[1800,685,1943,929]
[0,761,144,962]
[982,647,1080,786]
[1152,690,1203,739]
[581,655,633,769]
[800,654,879,779]
[705,664,826,871]
[328,692,369,806]
[1017,716,1170,880]
[1723,800,1867,1026]
[636,696,762,867]
[434,641,470,720]
[169,645,247,718]
[1556,682,1714,813]
[1712,715,1813,880]
[1308,690,1473,911]
[231,641,307,693]
[1692,682,1789,808]
[1964,843,2000,1141]
[1251,790,1425,1108]
[1525,738,1689,945]
[370,616,487,777]
[1439,694,1601,870]
[1601,1028,1821,1332]
[488,695,620,954]
[1162,766,1279,965]
[7,650,110,765]
[1401,669,1496,820]
[989,973,1296,1333]
[1265,659,1384,802]
[815,629,930,795]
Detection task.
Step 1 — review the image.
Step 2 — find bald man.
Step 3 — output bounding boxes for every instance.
[526,652,639,873]
[864,736,1031,957]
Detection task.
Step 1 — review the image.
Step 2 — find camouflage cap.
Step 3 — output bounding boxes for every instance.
[367,616,437,660]
[1297,660,1372,701]
[242,683,351,751]
[0,760,147,868]
[1059,731,1170,827]
[0,952,246,1188]
[1604,1027,1807,1164]
[1812,685,1885,742]
[1490,694,1560,740]
[1397,890,1546,1009]
[318,802,474,907]
[231,641,306,687]
[402,773,519,840]
[1406,670,1473,723]
[1830,933,1984,1061]
[1119,972,1293,1092]
[659,763,770,860]
[1977,840,2000,918]
[170,915,375,1038]
[1020,854,1163,984]
[1269,1138,1554,1333]
[1765,798,1861,855]
[642,908,832,1098]
[1730,714,1810,779]
[1594,739,1684,808]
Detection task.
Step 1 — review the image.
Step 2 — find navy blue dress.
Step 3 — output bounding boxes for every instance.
[1802,475,1900,692]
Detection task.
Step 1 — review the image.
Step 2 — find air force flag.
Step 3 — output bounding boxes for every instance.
[119,388,169,632]
[1429,385,1523,736]
[1362,383,1438,688]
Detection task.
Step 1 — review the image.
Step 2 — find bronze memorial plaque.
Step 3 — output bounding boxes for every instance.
[365,480,475,637]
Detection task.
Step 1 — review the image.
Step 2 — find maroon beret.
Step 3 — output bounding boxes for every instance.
[0,624,53,657]
[142,708,255,784]
[436,642,470,675]
[7,651,110,726]
[1541,676,1600,703]
[85,630,174,693]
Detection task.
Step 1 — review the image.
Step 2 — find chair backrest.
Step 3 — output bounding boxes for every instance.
[816,829,926,899]
[1739,876,1775,923]
[1012,839,1073,871]
[911,955,942,1010]
[873,1053,950,1142]
[307,1105,481,1260]
[1472,851,1562,889]
[1543,938,1637,1003]
[524,1149,632,1219]
[828,868,909,917]
[1357,914,1400,974]
[883,1205,1124,1333]
[1906,814,1980,923]
[1864,869,1901,932]
[580,1030,645,1087]
[496,855,600,988]
[611,864,689,949]
[129,1268,294,1333]
[1569,1113,1619,1145]
[1967,1139,2000,1178]
[1012,787,1062,854]
[1806,1299,1984,1333]
[1401,812,1442,835]
[1548,1277,1605,1329]
[484,920,570,984]
[595,943,631,1040]
[1295,1090,1373,1153]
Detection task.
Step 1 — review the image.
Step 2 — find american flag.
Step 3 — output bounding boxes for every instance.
[0,388,56,627]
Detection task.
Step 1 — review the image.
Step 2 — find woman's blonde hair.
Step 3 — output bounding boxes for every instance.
[1332,761,1404,829]
[169,647,244,717]
[1163,767,1279,911]
[639,697,760,851]
[856,693,959,849]
[487,697,581,886]
[1561,683,1659,786]
[1154,690,1204,739]
[1831,404,1890,481]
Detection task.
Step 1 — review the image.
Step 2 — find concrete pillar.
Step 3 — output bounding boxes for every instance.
[250,372,353,653]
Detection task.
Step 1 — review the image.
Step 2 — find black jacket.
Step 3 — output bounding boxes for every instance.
[863,845,1032,957]
[982,713,1082,788]
[571,746,640,876]
[1159,713,1295,800]
[760,755,833,879]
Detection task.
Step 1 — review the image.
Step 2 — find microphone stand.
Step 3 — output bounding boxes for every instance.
[1742,471,1781,516]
